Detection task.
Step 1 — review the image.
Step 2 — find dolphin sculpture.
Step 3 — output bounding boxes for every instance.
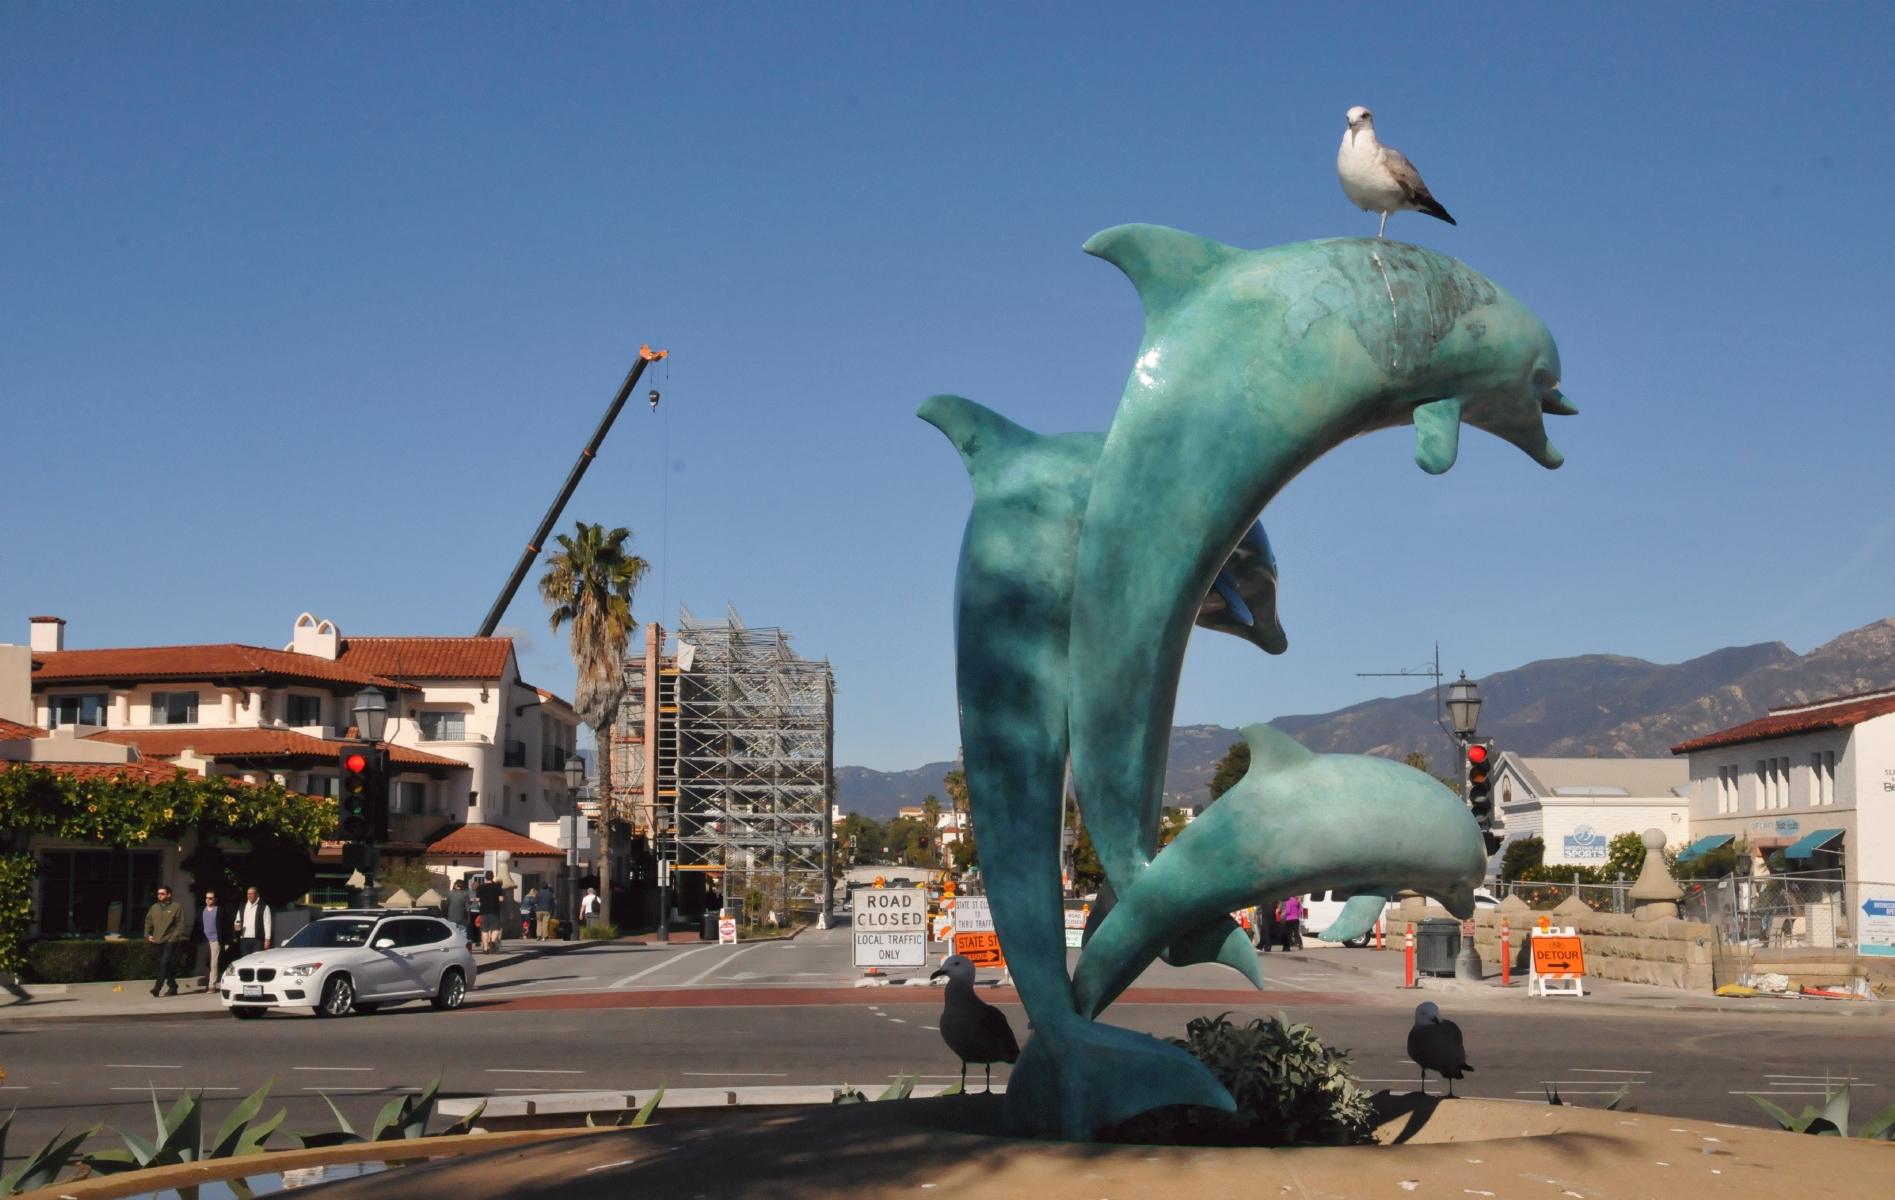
[1066,228,1573,907]
[1072,724,1488,1016]
[921,226,1572,1140]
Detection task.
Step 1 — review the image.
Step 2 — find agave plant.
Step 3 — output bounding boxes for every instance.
[82,1085,208,1175]
[1751,1074,1895,1139]
[876,1071,918,1101]
[585,1085,663,1129]
[0,1111,101,1196]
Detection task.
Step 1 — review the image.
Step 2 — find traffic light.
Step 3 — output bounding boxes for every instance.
[1464,739,1496,828]
[337,743,389,843]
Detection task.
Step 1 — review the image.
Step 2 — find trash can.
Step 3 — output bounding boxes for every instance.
[1415,918,1462,977]
[702,911,720,940]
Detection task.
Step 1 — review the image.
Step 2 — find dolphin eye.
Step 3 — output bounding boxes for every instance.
[1531,367,1555,388]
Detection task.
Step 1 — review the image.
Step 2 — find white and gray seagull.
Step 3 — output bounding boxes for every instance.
[1337,106,1457,238]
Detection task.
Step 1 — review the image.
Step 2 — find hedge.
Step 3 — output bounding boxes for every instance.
[22,939,163,984]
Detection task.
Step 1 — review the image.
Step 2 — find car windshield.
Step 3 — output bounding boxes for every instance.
[284,919,378,949]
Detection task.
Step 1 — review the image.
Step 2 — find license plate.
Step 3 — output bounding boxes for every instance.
[242,985,262,999]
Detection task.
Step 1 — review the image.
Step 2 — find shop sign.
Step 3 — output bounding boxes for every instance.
[1561,825,1607,861]
[1861,898,1895,958]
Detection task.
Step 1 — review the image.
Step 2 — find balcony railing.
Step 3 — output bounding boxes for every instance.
[503,740,527,768]
[542,745,568,773]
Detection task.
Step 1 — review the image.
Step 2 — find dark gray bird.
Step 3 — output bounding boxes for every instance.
[1407,1001,1472,1097]
[930,953,1019,1093]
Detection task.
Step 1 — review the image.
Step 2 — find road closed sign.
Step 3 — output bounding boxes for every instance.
[854,888,928,968]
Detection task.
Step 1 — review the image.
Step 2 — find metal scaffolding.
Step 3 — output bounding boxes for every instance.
[614,605,834,918]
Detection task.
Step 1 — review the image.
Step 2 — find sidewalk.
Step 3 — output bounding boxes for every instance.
[1277,944,1895,1018]
[0,936,598,1025]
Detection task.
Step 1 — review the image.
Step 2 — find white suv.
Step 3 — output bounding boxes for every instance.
[220,910,477,1019]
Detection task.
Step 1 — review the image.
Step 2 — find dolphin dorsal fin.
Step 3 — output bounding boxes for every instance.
[917,394,1042,480]
[1240,723,1317,773]
[1082,224,1240,321]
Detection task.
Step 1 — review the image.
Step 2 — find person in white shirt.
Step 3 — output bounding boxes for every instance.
[580,888,601,926]
[237,886,272,958]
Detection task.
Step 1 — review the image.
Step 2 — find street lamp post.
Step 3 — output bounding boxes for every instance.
[1443,673,1487,982]
[563,754,586,938]
[351,688,389,906]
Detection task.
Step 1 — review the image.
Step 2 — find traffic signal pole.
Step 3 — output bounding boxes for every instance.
[475,345,669,639]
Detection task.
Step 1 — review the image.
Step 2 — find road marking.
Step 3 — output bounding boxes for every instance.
[1764,1074,1865,1080]
[920,1026,939,1031]
[1569,1068,1653,1074]
[301,1087,382,1091]
[486,1069,586,1074]
[888,1018,906,1023]
[112,1086,240,1091]
[108,1064,182,1069]
[586,1159,637,1172]
[612,947,708,988]
[294,1067,374,1072]
[679,945,758,987]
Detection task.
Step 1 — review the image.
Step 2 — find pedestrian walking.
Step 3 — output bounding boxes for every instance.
[475,876,506,953]
[444,878,471,940]
[144,885,185,996]
[1280,894,1305,951]
[534,884,555,939]
[579,887,601,928]
[520,887,538,940]
[237,886,272,959]
[1258,901,1276,953]
[198,890,226,991]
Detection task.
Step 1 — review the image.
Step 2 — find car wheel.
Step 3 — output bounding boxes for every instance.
[230,1005,266,1020]
[316,974,354,1018]
[431,968,466,1011]
[1344,935,1368,949]
[352,1001,381,1015]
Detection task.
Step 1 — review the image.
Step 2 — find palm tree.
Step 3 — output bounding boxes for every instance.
[540,521,649,929]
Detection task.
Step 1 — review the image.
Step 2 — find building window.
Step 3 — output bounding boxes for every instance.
[392,781,428,815]
[418,712,466,742]
[1811,751,1836,806]
[150,691,199,725]
[48,693,109,729]
[1756,757,1791,810]
[286,694,323,727]
[36,849,165,937]
[1717,765,1740,815]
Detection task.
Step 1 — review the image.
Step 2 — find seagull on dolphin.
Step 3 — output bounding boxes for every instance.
[930,953,1019,1093]
[1407,1001,1473,1097]
[1338,106,1457,237]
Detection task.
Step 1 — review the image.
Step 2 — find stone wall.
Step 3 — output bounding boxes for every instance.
[1385,897,1714,991]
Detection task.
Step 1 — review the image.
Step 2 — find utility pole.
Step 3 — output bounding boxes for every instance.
[644,621,666,941]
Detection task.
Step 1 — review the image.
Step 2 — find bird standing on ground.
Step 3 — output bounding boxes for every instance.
[1337,107,1457,237]
[930,953,1019,1093]
[1407,1001,1473,1097]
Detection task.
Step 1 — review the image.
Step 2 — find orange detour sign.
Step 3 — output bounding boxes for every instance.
[952,896,1005,968]
[1529,932,1586,998]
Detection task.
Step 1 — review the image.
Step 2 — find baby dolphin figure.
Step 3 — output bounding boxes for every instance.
[1408,1002,1472,1097]
[931,954,1019,1093]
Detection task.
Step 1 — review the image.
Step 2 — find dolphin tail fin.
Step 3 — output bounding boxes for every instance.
[1316,889,1394,943]
[1082,224,1241,322]
[1004,1018,1235,1141]
[1160,917,1264,991]
[917,395,1043,480]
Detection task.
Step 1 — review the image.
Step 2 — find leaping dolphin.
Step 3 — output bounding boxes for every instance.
[1067,228,1573,908]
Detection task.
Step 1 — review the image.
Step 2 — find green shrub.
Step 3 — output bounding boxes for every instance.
[1102,1012,1376,1146]
[580,923,619,941]
[101,940,159,980]
[23,939,163,983]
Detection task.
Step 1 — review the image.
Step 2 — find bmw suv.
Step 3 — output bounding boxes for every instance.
[220,910,476,1019]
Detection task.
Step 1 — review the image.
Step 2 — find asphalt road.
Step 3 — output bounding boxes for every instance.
[3,934,1892,1166]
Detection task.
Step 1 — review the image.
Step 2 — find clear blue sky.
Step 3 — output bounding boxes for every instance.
[4,4,1891,769]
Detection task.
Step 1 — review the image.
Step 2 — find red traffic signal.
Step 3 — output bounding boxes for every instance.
[1466,744,1488,764]
[345,753,368,773]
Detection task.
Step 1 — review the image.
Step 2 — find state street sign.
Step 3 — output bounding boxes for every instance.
[853,887,927,968]
[1862,898,1895,957]
[952,896,1006,967]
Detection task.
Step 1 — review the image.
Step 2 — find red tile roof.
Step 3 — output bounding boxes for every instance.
[336,638,515,680]
[0,718,47,739]
[32,644,417,691]
[424,823,565,857]
[92,727,466,768]
[1671,689,1895,755]
[1,759,188,785]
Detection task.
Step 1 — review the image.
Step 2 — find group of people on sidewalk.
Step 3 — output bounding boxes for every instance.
[438,877,574,955]
[1254,895,1306,953]
[141,885,274,997]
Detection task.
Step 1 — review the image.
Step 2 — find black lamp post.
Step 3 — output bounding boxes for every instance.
[563,753,587,937]
[349,688,389,906]
[1446,673,1482,738]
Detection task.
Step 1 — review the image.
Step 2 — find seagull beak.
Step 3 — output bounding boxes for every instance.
[930,968,946,980]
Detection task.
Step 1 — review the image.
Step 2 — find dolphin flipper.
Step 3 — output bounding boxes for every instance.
[1004,1019,1235,1140]
[1159,916,1264,990]
[1412,398,1463,475]
[1317,889,1394,943]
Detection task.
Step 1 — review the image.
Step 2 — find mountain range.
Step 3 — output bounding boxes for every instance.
[834,617,1895,819]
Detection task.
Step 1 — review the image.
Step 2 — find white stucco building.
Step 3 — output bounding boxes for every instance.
[1492,754,1691,869]
[1671,687,1895,882]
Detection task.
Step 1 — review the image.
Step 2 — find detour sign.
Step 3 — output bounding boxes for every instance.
[952,896,1006,968]
[1531,934,1586,978]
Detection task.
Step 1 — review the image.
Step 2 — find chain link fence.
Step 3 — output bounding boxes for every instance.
[1494,877,1637,913]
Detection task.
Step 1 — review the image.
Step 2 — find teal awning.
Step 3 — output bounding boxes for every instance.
[1784,828,1845,859]
[1677,833,1734,862]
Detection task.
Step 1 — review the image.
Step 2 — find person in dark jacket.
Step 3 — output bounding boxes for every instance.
[144,885,185,996]
[475,877,505,953]
[443,879,471,941]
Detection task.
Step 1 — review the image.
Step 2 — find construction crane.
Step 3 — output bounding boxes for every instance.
[475,344,669,638]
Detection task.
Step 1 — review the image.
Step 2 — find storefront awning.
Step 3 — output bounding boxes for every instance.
[1676,833,1734,862]
[1783,828,1845,860]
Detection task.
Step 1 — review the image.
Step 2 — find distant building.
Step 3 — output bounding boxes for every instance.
[1492,754,1690,870]
[1671,687,1895,882]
